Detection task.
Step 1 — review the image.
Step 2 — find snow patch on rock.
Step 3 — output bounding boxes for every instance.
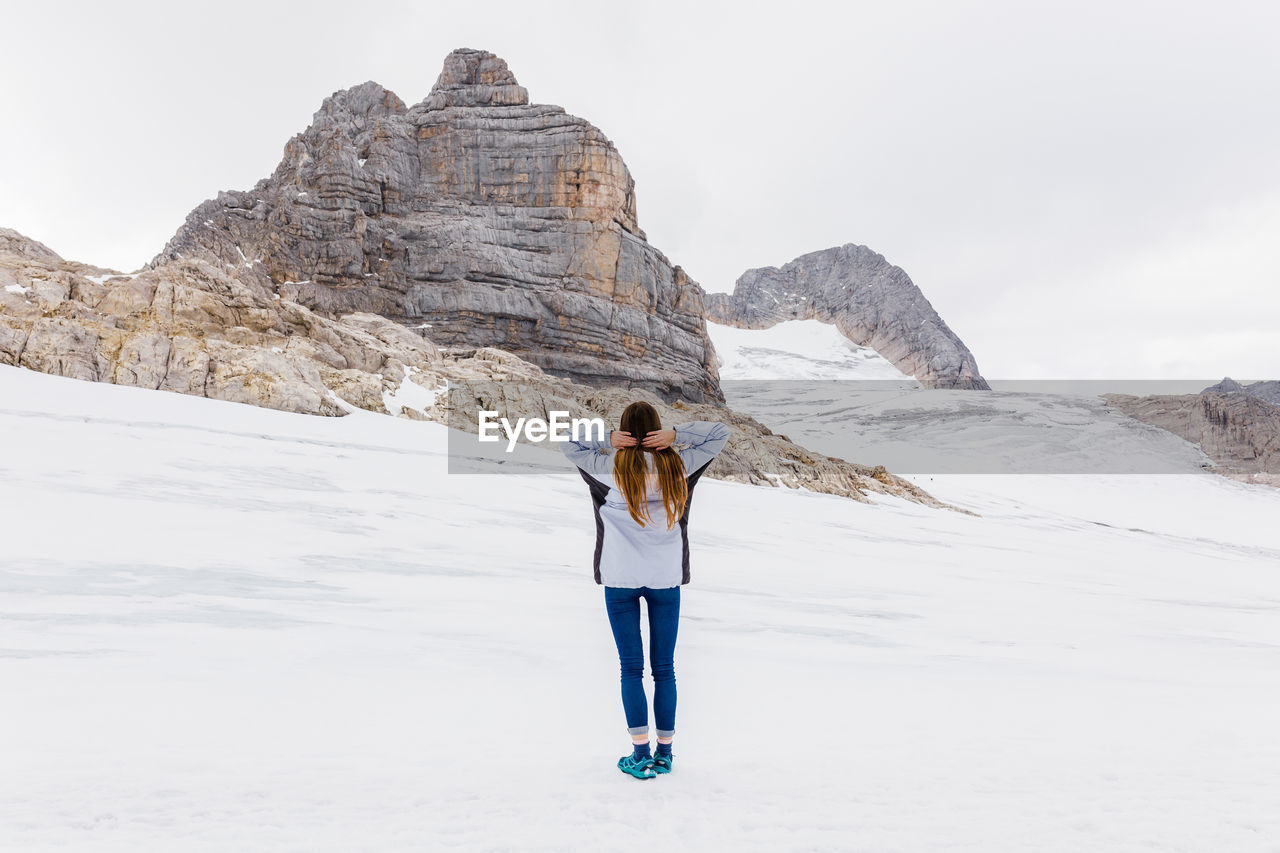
[383,366,446,417]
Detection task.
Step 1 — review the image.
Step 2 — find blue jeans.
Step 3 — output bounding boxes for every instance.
[604,585,680,738]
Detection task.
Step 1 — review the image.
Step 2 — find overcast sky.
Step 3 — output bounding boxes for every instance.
[2,0,1276,379]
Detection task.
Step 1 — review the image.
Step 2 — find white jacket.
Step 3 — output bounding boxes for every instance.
[561,421,731,588]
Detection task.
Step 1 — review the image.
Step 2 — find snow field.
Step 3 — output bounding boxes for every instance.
[2,363,1279,851]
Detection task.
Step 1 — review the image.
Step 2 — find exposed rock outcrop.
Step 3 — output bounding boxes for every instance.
[706,244,988,389]
[0,229,958,510]
[149,48,721,403]
[0,228,60,261]
[1,228,442,416]
[1103,390,1280,486]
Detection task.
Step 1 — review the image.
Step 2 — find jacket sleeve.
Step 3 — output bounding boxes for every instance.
[561,429,616,480]
[673,421,730,473]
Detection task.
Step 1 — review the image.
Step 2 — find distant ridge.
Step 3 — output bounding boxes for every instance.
[706,244,988,390]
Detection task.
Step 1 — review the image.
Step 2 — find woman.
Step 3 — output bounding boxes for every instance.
[561,401,730,780]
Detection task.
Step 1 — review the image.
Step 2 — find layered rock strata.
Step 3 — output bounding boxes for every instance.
[149,48,720,403]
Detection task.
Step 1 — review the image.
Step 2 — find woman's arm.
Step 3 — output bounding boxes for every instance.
[561,429,632,480]
[671,421,731,472]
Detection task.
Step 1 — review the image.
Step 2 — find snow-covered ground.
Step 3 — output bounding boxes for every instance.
[3,362,1280,852]
[708,318,917,381]
[718,381,1218,475]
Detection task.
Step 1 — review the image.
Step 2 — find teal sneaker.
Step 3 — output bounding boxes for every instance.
[617,753,656,779]
[652,753,673,774]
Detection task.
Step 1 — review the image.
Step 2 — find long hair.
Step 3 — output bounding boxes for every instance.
[613,401,687,529]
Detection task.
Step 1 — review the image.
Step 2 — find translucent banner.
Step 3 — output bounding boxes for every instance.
[443,378,1271,475]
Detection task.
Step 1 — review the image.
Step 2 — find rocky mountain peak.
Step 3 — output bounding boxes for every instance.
[1203,376,1280,406]
[145,47,718,402]
[316,81,408,120]
[419,47,530,109]
[1204,377,1244,394]
[0,228,62,262]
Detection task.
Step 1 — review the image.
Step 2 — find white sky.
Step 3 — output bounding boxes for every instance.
[2,0,1276,380]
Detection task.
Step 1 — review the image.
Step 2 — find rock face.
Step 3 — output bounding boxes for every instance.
[149,48,720,403]
[1104,390,1280,486]
[0,228,443,417]
[706,244,989,389]
[0,228,957,510]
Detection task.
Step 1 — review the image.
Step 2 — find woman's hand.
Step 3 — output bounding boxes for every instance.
[641,429,677,450]
[610,430,638,449]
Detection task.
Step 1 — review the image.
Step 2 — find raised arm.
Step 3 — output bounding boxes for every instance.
[673,421,730,473]
[560,429,617,480]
